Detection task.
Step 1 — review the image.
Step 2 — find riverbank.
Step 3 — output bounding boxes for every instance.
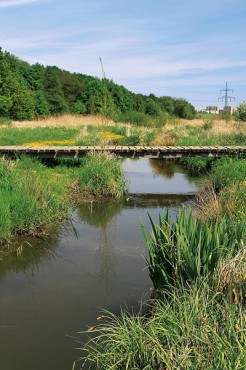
[75,155,246,369]
[0,153,126,249]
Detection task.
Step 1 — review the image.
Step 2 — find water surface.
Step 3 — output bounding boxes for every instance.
[0,159,200,370]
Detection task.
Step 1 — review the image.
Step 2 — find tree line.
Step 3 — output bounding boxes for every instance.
[0,48,196,121]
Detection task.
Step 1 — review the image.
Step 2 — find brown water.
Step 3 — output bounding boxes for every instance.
[0,159,200,370]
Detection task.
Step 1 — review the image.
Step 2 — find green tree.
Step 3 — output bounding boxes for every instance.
[43,66,68,115]
[72,101,87,115]
[158,96,175,115]
[144,98,161,116]
[235,101,246,121]
[34,90,50,117]
[174,99,196,119]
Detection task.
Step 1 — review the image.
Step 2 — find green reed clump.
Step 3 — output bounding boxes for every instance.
[75,279,246,370]
[0,157,71,243]
[210,158,246,191]
[78,152,127,198]
[141,209,244,291]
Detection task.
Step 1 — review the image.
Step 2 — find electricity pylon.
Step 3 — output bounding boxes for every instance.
[218,82,235,111]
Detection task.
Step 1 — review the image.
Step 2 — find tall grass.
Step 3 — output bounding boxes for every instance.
[142,209,245,291]
[0,157,72,243]
[78,152,127,198]
[75,279,246,370]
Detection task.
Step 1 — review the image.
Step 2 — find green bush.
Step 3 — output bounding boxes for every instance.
[211,158,246,190]
[0,157,70,243]
[78,152,127,198]
[235,101,246,121]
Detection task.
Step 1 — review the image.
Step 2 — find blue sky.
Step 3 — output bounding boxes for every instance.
[0,0,245,108]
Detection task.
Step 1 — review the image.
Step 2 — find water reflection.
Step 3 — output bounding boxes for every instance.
[0,158,201,370]
[149,158,176,179]
[78,201,123,229]
[0,233,59,281]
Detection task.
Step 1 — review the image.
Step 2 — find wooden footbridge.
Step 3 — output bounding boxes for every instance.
[0,145,245,159]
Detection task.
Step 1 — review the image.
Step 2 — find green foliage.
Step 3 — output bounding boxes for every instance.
[116,110,169,128]
[202,119,214,130]
[0,127,79,145]
[0,116,12,126]
[211,158,246,191]
[144,98,161,116]
[34,90,50,117]
[0,157,71,242]
[142,209,244,290]
[71,101,87,115]
[0,47,196,122]
[76,279,246,370]
[78,152,127,198]
[174,98,196,119]
[158,96,175,115]
[235,101,246,121]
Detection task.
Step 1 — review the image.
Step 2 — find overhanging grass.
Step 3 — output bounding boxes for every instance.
[75,279,246,370]
[78,152,127,198]
[0,153,128,244]
[0,157,74,243]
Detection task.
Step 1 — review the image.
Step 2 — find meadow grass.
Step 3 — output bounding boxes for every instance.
[0,122,157,146]
[0,152,128,244]
[76,278,246,370]
[0,127,79,146]
[78,152,127,198]
[0,156,74,243]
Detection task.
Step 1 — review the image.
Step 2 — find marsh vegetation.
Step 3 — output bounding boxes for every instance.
[0,110,245,370]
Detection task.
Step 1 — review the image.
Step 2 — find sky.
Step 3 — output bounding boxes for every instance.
[0,0,245,109]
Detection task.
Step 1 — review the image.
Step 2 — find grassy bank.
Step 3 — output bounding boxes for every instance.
[75,150,246,369]
[77,277,245,370]
[0,157,74,243]
[0,153,126,246]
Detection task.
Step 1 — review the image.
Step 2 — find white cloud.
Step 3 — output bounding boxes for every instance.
[0,0,41,7]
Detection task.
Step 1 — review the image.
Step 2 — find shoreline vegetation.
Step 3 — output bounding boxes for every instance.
[0,48,245,369]
[0,114,245,369]
[75,154,246,370]
[0,151,127,248]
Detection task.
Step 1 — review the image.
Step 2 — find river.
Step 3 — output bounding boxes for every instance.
[0,158,200,370]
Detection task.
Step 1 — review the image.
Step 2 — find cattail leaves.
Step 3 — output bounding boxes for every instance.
[142,209,245,291]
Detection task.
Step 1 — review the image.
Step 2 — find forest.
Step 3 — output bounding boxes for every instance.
[0,47,196,122]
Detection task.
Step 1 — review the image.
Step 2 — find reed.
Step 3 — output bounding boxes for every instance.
[141,209,245,291]
[78,152,127,198]
[75,279,246,370]
[0,157,72,243]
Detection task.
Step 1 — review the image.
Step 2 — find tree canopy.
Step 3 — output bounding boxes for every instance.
[0,47,196,121]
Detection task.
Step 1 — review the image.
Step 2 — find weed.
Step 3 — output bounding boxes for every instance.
[75,279,246,370]
[78,152,127,198]
[141,209,244,291]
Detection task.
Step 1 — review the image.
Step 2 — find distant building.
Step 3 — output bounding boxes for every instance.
[197,106,220,114]
[197,105,234,115]
[218,106,234,114]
